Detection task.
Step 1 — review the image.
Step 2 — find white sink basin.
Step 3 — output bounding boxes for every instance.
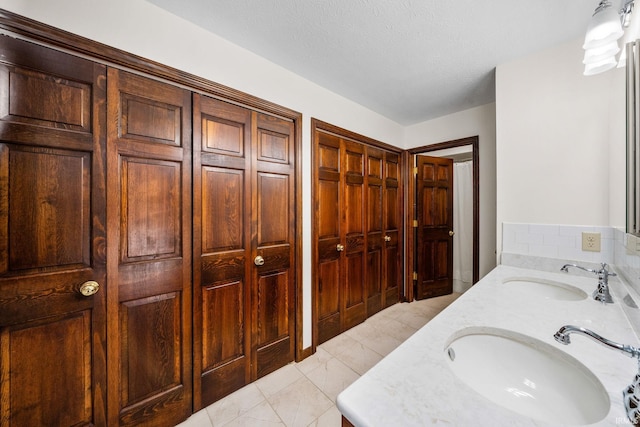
[445,327,609,425]
[503,277,588,301]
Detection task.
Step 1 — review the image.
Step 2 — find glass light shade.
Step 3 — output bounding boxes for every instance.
[584,55,618,75]
[619,5,640,67]
[583,41,620,63]
[583,3,624,49]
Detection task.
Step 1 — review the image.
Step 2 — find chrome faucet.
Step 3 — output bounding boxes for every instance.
[554,325,640,424]
[560,263,616,304]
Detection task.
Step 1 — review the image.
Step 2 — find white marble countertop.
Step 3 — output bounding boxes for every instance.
[337,265,640,426]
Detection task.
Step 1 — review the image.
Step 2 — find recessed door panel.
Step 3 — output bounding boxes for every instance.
[121,158,181,261]
[3,313,93,427]
[202,167,245,251]
[7,147,90,271]
[119,293,182,407]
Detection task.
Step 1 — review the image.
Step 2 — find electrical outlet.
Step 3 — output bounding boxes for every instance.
[582,232,601,252]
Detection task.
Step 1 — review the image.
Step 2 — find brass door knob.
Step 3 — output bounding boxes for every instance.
[449,230,455,237]
[79,280,100,297]
[336,244,345,252]
[384,235,391,242]
[254,255,265,266]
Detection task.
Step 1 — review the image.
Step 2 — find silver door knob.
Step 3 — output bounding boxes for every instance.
[384,235,391,242]
[336,244,345,252]
[254,255,265,266]
[79,280,100,297]
[449,230,455,237]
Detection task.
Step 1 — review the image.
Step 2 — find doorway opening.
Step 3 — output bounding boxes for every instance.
[406,136,479,301]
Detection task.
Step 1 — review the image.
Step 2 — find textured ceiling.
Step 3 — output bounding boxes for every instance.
[148,0,599,125]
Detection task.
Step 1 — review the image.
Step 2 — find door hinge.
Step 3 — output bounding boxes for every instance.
[413,167,418,175]
[412,219,418,228]
[412,272,418,281]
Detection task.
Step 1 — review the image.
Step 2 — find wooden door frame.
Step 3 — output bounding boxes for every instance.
[0,9,305,363]
[405,136,479,302]
[311,118,404,352]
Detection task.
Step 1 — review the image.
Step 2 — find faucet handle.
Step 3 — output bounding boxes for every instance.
[600,263,617,277]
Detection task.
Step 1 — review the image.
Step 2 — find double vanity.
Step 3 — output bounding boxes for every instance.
[337,261,640,426]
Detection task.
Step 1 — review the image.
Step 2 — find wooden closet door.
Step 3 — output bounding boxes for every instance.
[315,132,342,344]
[366,147,384,316]
[253,112,296,378]
[0,37,107,426]
[342,141,366,331]
[193,96,295,407]
[383,153,402,308]
[193,94,252,408]
[106,68,192,426]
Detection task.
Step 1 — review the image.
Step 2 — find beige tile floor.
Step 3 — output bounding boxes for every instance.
[177,293,461,427]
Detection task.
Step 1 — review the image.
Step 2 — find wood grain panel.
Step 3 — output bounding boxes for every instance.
[4,67,90,131]
[319,143,339,171]
[366,250,382,314]
[202,167,244,252]
[121,158,181,261]
[368,186,382,233]
[202,114,244,156]
[7,146,90,271]
[258,129,288,163]
[258,173,288,245]
[257,270,289,346]
[3,312,92,427]
[202,281,244,370]
[318,260,340,321]
[121,94,181,145]
[318,181,340,238]
[120,293,181,407]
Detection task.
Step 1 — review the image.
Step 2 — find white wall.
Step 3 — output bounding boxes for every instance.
[495,37,625,257]
[1,0,405,350]
[404,104,497,278]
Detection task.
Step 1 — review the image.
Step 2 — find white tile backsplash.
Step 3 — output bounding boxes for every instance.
[502,223,614,264]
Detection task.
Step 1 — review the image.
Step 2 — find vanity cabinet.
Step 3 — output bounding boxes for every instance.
[313,122,403,345]
[0,13,301,426]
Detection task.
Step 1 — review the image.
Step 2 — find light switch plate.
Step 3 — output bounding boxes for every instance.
[582,232,601,252]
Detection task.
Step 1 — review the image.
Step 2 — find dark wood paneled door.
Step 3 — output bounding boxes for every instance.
[315,131,370,344]
[253,112,296,378]
[315,132,342,344]
[366,147,383,316]
[342,141,366,331]
[383,152,401,308]
[106,68,192,426]
[415,155,454,299]
[193,94,295,409]
[0,37,107,426]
